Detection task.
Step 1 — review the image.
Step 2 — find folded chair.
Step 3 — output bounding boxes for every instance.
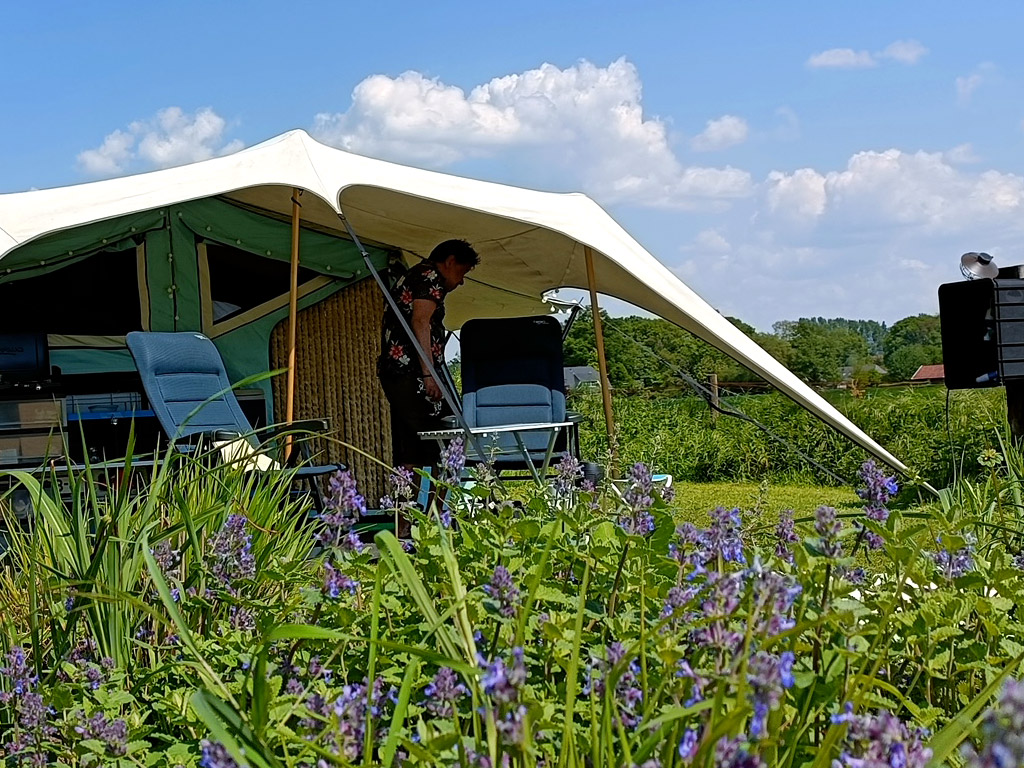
[125,331,342,514]
[458,315,581,476]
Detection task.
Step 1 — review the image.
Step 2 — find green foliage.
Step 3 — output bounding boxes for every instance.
[572,385,1006,488]
[881,314,943,382]
[776,321,870,384]
[4,429,1024,765]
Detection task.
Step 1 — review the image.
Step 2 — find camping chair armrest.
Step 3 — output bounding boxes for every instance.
[264,419,331,437]
[441,415,459,428]
[172,430,242,453]
[566,411,584,423]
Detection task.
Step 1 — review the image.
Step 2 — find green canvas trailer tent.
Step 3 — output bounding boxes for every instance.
[0,130,908,495]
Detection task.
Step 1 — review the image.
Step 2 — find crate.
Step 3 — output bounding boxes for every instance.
[0,398,65,429]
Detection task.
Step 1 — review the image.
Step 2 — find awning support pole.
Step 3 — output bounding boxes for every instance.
[335,208,493,470]
[584,245,618,471]
[284,188,302,461]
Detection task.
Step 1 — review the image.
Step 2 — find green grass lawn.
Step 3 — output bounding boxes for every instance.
[671,481,862,525]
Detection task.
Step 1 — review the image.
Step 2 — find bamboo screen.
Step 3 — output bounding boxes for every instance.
[270,278,392,501]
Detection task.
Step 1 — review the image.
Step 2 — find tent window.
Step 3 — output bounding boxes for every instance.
[202,242,319,328]
[0,247,143,334]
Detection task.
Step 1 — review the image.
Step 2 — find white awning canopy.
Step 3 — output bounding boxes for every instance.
[0,129,909,474]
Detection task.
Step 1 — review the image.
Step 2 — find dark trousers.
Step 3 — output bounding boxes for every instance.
[379,372,451,467]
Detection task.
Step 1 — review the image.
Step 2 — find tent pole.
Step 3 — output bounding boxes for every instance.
[284,188,302,461]
[584,245,618,472]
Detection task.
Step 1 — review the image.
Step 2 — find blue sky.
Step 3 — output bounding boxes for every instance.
[4,1,1024,331]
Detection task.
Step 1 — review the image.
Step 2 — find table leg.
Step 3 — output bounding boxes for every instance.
[540,427,560,479]
[512,431,541,484]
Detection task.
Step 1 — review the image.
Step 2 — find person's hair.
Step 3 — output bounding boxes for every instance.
[428,239,480,267]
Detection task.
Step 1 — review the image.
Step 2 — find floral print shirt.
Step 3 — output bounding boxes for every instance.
[378,261,449,377]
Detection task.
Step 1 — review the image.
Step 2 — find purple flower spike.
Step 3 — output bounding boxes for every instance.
[832,707,932,768]
[553,452,584,498]
[423,667,468,718]
[857,460,898,525]
[963,678,1024,767]
[484,565,521,618]
[208,514,256,588]
[200,739,242,768]
[479,647,527,704]
[814,506,842,558]
[323,561,360,599]
[775,509,799,563]
[440,437,466,482]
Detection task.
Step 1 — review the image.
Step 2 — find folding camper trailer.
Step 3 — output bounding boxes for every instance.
[0,130,908,499]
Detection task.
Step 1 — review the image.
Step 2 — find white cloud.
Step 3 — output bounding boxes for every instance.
[77,107,243,177]
[944,143,979,164]
[683,147,1024,328]
[765,168,827,219]
[806,39,928,69]
[312,58,752,209]
[691,115,749,152]
[692,229,731,253]
[764,148,1024,233]
[878,39,928,64]
[806,48,876,69]
[956,73,984,105]
[772,107,801,141]
[77,130,134,176]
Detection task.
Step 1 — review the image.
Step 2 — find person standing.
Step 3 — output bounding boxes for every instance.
[377,239,480,474]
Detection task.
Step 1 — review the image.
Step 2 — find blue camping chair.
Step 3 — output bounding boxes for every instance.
[125,331,343,514]
[458,316,581,474]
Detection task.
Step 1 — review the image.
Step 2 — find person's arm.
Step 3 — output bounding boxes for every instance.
[411,298,442,400]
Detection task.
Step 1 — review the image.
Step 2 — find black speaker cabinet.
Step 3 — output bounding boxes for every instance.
[938,278,1024,389]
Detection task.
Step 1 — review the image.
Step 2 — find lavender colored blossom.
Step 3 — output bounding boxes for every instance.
[479,647,527,705]
[842,566,868,585]
[440,437,466,482]
[671,522,713,575]
[625,462,655,510]
[708,506,745,564]
[328,678,394,761]
[496,703,529,747]
[747,650,795,739]
[208,514,256,588]
[775,509,799,563]
[962,678,1024,768]
[678,728,700,763]
[749,563,802,637]
[1,645,37,700]
[484,565,521,618]
[857,460,898,523]
[553,452,585,498]
[75,711,128,756]
[422,666,468,718]
[832,707,932,768]
[676,659,709,707]
[584,642,643,728]
[319,470,366,552]
[323,562,360,599]
[712,736,764,768]
[619,509,656,537]
[200,739,242,768]
[661,584,699,619]
[151,539,180,573]
[931,539,975,581]
[814,506,842,558]
[439,507,452,529]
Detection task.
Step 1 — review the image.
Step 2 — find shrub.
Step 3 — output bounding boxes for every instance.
[1,442,1024,765]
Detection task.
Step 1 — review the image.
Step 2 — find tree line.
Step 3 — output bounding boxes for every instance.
[562,309,942,389]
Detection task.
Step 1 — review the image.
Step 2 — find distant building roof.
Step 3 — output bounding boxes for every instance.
[564,365,600,390]
[911,364,945,381]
